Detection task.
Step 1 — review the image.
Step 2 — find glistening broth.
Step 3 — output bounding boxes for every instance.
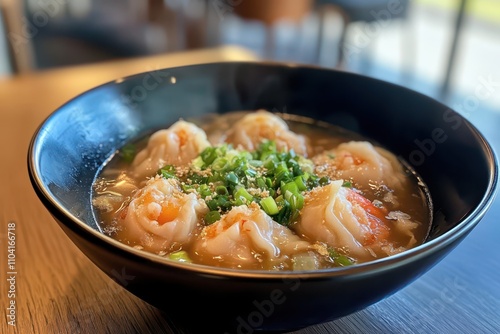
[92,111,432,270]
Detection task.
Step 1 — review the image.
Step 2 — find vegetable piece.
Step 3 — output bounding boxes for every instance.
[121,143,137,163]
[233,186,253,203]
[168,250,192,263]
[205,210,221,225]
[342,180,353,188]
[158,165,177,179]
[225,172,239,185]
[294,175,307,191]
[215,185,229,196]
[328,248,355,267]
[200,147,218,165]
[292,253,320,271]
[260,197,279,215]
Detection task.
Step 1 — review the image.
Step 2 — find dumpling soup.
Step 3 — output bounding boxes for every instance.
[92,110,432,271]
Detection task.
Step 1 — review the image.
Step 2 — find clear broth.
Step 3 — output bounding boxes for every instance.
[92,112,432,270]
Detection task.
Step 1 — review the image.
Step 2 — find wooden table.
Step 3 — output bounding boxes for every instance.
[2,46,500,334]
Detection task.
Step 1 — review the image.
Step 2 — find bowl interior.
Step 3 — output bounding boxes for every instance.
[30,62,497,245]
[28,61,498,331]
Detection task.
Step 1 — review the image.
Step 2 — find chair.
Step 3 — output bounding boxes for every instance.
[316,0,410,23]
[315,0,411,68]
[0,0,34,74]
[0,5,12,75]
[194,0,347,67]
[0,0,171,73]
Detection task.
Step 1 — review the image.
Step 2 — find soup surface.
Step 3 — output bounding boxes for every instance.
[92,110,432,271]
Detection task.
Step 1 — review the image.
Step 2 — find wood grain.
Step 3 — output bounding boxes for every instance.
[1,46,500,334]
[1,46,256,334]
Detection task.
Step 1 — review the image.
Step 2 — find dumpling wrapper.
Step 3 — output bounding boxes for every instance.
[193,204,312,270]
[119,176,208,253]
[225,110,310,156]
[294,180,393,261]
[313,141,407,190]
[131,120,211,180]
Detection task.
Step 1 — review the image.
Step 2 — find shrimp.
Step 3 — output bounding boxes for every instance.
[296,180,392,260]
[313,141,407,190]
[118,176,207,253]
[345,189,390,246]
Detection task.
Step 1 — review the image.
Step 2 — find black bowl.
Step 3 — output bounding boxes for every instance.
[28,62,498,332]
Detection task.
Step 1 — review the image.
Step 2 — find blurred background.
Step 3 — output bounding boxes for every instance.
[1,0,499,117]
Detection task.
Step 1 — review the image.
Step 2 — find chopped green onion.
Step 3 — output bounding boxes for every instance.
[208,172,224,183]
[249,159,263,168]
[201,147,218,165]
[225,172,239,185]
[234,186,253,203]
[265,177,273,188]
[191,156,204,169]
[275,203,292,226]
[212,157,229,171]
[286,192,304,211]
[205,210,221,225]
[168,250,192,263]
[216,196,231,209]
[342,180,353,188]
[297,157,314,174]
[294,175,307,191]
[181,184,194,192]
[328,248,355,267]
[245,168,257,177]
[256,177,267,190]
[121,143,136,163]
[198,184,212,198]
[215,185,229,195]
[281,181,299,195]
[158,165,177,179]
[206,199,219,211]
[260,196,279,215]
[230,156,246,173]
[162,140,330,227]
[319,176,330,186]
[263,155,278,170]
[275,168,290,185]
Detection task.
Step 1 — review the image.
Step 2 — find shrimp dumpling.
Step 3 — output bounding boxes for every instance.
[226,110,310,156]
[294,180,392,261]
[192,204,312,270]
[312,141,407,190]
[131,120,211,180]
[118,175,208,253]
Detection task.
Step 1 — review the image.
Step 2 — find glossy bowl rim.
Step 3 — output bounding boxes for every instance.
[27,61,500,279]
